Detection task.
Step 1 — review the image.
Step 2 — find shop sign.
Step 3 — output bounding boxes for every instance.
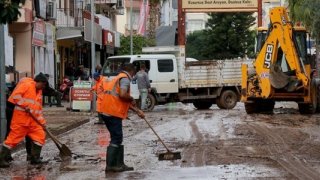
[33,20,45,46]
[71,88,93,101]
[182,0,258,11]
[70,81,93,110]
[103,29,114,47]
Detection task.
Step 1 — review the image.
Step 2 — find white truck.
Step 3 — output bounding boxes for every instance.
[102,46,249,110]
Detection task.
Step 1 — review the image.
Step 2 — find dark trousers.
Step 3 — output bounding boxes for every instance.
[102,115,123,145]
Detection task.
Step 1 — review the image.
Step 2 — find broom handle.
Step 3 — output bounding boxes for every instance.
[142,117,171,152]
[130,106,171,152]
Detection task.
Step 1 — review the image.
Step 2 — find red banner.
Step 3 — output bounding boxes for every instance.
[71,88,93,101]
[32,20,45,46]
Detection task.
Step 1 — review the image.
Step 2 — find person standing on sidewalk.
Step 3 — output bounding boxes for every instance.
[0,73,48,168]
[100,63,145,172]
[133,64,151,111]
[91,72,104,124]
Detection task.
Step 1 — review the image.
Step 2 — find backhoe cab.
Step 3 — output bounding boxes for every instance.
[241,7,318,114]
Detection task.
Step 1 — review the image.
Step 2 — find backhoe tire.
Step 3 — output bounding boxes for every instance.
[193,101,213,110]
[259,100,275,113]
[244,102,258,114]
[218,90,238,109]
[299,80,317,114]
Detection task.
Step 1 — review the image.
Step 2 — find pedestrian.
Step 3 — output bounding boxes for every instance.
[43,74,64,107]
[91,72,104,124]
[100,63,145,172]
[133,64,151,111]
[0,73,48,168]
[96,64,102,74]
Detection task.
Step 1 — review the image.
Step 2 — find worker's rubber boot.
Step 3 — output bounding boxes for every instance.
[105,144,122,172]
[118,145,133,171]
[5,151,13,162]
[26,137,32,161]
[0,146,11,168]
[30,144,47,165]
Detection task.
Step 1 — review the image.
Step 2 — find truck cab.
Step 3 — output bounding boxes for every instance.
[102,54,179,110]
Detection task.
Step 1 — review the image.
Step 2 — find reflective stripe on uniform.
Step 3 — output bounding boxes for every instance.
[12,95,22,100]
[104,90,119,97]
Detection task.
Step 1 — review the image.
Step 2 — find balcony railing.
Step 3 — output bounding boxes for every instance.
[56,8,84,27]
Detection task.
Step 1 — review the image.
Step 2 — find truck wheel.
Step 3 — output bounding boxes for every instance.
[216,98,225,109]
[244,102,258,114]
[299,80,317,114]
[145,93,156,111]
[219,90,238,109]
[193,101,213,110]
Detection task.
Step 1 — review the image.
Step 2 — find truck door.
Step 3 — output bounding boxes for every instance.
[154,59,178,93]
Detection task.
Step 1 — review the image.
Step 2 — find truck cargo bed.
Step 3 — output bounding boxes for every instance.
[179,60,246,88]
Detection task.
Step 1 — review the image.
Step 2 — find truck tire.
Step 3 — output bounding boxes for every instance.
[218,90,238,109]
[145,93,156,111]
[193,101,213,110]
[299,80,317,114]
[216,98,224,109]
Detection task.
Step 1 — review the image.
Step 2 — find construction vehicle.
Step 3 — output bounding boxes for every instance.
[241,7,318,114]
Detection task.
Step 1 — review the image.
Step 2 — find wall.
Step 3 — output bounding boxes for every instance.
[9,24,32,78]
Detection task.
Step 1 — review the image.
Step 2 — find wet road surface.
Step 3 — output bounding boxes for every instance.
[1,102,320,179]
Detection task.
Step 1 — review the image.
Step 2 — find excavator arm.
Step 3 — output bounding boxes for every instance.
[253,7,309,98]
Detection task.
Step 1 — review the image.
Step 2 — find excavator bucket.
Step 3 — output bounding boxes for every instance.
[269,64,290,89]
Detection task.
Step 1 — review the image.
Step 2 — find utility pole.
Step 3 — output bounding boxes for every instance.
[144,0,147,37]
[91,0,95,75]
[130,0,133,55]
[91,0,96,111]
[0,25,7,142]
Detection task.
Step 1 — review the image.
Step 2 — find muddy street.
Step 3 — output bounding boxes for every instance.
[1,102,320,179]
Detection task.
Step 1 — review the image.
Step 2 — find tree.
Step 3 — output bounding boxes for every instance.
[148,0,166,40]
[287,0,320,73]
[186,13,255,60]
[118,35,155,55]
[0,0,25,24]
[287,0,320,40]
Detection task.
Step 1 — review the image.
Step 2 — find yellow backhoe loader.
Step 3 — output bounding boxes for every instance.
[241,7,318,114]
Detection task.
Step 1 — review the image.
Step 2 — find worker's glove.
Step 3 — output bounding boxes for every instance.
[25,107,31,113]
[137,109,145,119]
[131,98,136,106]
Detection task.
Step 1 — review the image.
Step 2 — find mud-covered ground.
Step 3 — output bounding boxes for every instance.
[1,102,320,179]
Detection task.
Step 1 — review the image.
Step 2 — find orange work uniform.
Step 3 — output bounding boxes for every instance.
[100,72,131,119]
[91,75,104,113]
[4,78,46,148]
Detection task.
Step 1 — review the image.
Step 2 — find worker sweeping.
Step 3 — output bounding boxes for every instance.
[91,72,104,124]
[0,73,48,168]
[101,63,145,172]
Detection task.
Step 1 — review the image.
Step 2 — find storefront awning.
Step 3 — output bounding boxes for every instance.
[56,27,82,40]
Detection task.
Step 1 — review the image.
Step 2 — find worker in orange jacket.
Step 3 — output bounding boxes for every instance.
[100,63,144,172]
[0,73,48,168]
[91,72,105,124]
